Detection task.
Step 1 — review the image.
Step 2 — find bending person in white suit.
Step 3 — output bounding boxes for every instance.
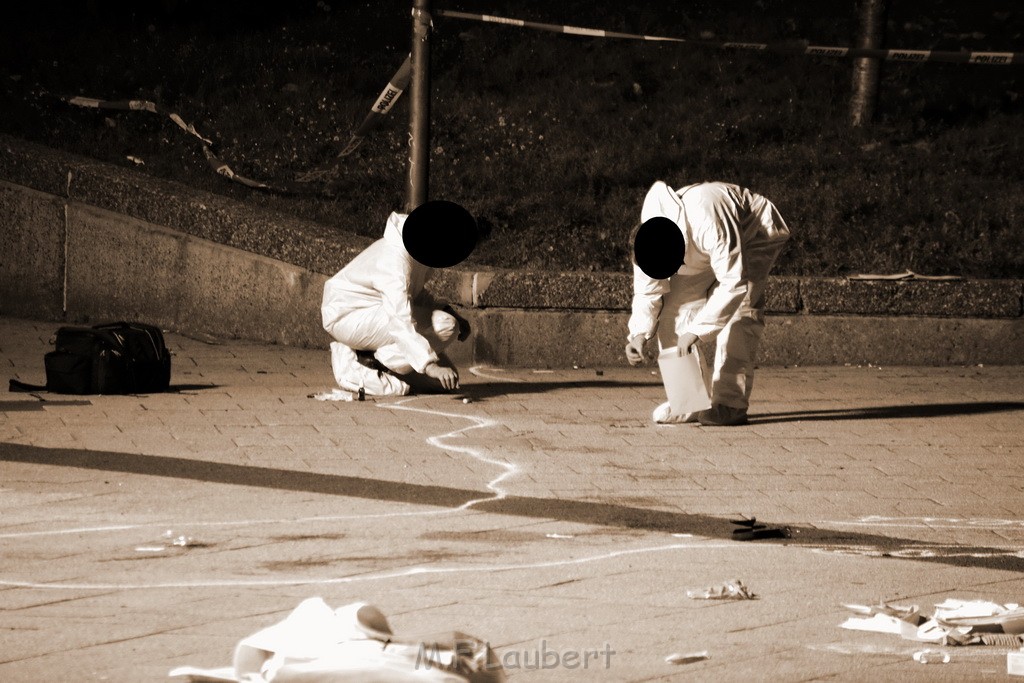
[322,202,478,397]
[626,181,791,426]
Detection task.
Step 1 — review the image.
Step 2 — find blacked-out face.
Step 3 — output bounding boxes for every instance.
[632,216,685,279]
[403,200,478,268]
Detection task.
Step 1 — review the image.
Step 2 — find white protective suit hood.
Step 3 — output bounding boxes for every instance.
[381,211,412,253]
[640,180,686,227]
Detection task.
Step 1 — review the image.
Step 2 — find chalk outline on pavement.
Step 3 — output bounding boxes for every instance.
[0,369,732,589]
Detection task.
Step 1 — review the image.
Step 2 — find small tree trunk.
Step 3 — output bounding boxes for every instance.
[849,0,888,127]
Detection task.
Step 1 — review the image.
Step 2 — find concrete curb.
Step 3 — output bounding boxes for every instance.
[2,135,1022,366]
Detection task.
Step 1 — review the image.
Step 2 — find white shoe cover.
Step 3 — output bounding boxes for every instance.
[652,401,698,424]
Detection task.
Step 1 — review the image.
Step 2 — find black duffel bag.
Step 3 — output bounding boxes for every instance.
[11,321,171,395]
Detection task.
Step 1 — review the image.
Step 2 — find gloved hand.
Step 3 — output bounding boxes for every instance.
[677,332,699,355]
[625,335,647,366]
[424,362,460,390]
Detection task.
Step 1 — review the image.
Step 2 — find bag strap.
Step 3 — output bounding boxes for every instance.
[9,378,48,393]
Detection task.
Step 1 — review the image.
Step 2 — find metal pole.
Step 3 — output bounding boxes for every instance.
[405,0,431,212]
[849,0,888,127]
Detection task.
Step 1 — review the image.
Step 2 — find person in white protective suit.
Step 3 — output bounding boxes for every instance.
[321,202,478,397]
[626,180,791,426]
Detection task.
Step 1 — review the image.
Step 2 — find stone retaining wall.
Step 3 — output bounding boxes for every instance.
[2,135,1021,366]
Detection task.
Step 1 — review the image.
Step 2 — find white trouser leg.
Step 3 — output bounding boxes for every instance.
[710,243,786,410]
[325,305,458,395]
[711,301,763,410]
[326,308,411,396]
[329,342,410,396]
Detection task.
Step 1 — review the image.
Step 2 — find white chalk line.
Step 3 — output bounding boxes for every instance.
[0,510,460,540]
[3,374,734,590]
[1,389,518,541]
[0,379,769,591]
[0,541,733,590]
[808,545,1024,559]
[13,380,1016,589]
[468,364,526,383]
[805,643,1006,659]
[822,515,1024,530]
[383,396,518,507]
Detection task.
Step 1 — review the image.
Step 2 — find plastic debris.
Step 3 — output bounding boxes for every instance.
[913,649,950,664]
[843,602,921,621]
[169,597,505,682]
[665,651,709,665]
[933,598,1024,634]
[1009,649,1024,676]
[462,397,473,404]
[135,529,202,553]
[841,598,1024,646]
[840,602,924,639]
[309,389,355,401]
[686,579,757,600]
[982,634,1024,647]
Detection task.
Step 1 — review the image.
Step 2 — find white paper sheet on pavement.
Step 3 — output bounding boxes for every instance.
[169,597,504,682]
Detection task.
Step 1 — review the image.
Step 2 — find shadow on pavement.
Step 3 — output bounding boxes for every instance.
[464,379,659,400]
[750,401,1024,424]
[168,383,223,392]
[0,399,92,411]
[2,442,1021,572]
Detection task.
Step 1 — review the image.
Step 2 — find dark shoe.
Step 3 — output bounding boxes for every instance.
[354,349,386,372]
[698,404,749,426]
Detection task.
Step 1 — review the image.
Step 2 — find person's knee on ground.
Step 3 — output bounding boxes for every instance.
[330,342,410,397]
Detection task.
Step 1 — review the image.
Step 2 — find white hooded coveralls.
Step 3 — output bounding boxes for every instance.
[629,181,790,410]
[321,211,458,395]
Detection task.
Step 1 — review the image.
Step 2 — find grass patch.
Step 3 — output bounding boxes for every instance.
[1,0,1021,276]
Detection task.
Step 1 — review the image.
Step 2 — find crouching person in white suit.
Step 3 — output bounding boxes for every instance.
[626,181,791,426]
[321,202,478,397]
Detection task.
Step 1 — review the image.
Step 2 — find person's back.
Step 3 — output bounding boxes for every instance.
[322,212,432,325]
[674,182,790,257]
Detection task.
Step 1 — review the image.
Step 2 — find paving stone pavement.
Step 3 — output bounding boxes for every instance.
[2,315,1023,682]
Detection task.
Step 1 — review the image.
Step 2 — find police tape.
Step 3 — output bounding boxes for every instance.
[338,53,412,157]
[436,9,1024,66]
[64,54,413,195]
[67,95,287,192]
[297,53,412,184]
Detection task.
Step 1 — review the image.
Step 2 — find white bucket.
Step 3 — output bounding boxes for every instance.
[657,347,711,416]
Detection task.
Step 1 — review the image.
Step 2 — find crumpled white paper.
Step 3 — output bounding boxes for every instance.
[169,598,502,682]
[840,599,1024,645]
